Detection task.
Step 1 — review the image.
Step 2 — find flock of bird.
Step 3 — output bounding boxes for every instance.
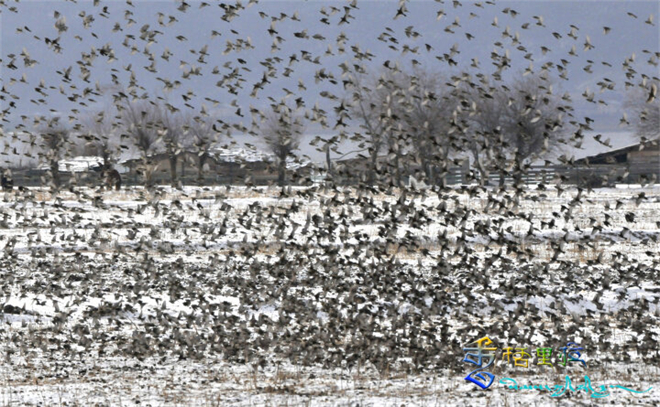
[0,184,658,380]
[0,0,658,399]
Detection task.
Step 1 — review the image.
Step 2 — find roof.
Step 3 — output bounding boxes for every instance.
[212,147,273,163]
[575,140,660,165]
[39,156,103,173]
[120,148,311,171]
[335,154,391,165]
[212,147,312,170]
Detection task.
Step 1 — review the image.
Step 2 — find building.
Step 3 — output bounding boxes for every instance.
[333,154,470,186]
[119,147,314,185]
[571,140,660,185]
[37,156,103,173]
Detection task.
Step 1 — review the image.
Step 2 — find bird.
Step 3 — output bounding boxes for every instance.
[647,82,657,103]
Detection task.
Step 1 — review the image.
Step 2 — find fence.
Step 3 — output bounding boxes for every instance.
[4,162,659,189]
[407,164,658,188]
[7,169,297,188]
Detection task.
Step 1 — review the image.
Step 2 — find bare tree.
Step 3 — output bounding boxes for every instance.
[325,100,354,182]
[502,73,568,164]
[156,104,189,188]
[451,74,509,186]
[448,72,568,187]
[309,134,341,183]
[625,79,660,142]
[36,117,71,189]
[395,68,456,187]
[118,99,161,186]
[380,71,412,187]
[77,107,121,170]
[308,102,350,184]
[345,65,403,186]
[185,114,219,183]
[345,65,459,188]
[261,103,305,187]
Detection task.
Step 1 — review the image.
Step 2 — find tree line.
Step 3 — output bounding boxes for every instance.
[342,66,571,188]
[6,67,658,190]
[339,66,658,188]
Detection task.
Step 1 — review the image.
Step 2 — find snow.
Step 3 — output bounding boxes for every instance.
[0,184,659,405]
[0,360,655,405]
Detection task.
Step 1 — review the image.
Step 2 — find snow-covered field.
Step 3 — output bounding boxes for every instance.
[0,184,658,405]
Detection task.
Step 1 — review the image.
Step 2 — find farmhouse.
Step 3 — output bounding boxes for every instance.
[209,147,314,184]
[121,151,218,177]
[333,154,470,186]
[36,156,100,173]
[119,148,314,185]
[575,141,660,165]
[573,140,660,185]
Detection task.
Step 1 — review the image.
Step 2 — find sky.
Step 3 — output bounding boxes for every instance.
[0,0,658,165]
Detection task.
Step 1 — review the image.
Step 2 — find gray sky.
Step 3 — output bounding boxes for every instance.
[1,0,658,164]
